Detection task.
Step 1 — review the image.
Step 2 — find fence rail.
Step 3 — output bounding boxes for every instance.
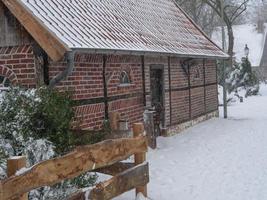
[0,123,149,200]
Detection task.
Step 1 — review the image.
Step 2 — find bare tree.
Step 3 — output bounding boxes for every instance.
[176,0,219,36]
[203,0,249,57]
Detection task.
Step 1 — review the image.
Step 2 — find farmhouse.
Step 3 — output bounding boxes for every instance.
[0,0,227,135]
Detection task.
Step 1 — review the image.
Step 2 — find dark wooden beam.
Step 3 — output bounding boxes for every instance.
[103,55,108,120]
[168,57,172,126]
[203,59,207,113]
[188,64,192,119]
[141,56,146,106]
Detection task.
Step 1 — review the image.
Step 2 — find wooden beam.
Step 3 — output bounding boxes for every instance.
[103,55,109,120]
[168,56,172,126]
[141,55,146,106]
[133,123,148,197]
[0,136,148,200]
[2,0,70,61]
[68,162,149,200]
[95,162,135,176]
[7,156,28,200]
[203,59,207,114]
[188,64,192,119]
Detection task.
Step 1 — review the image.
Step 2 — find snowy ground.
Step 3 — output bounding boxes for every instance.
[114,84,267,200]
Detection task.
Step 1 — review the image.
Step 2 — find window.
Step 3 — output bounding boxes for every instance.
[119,71,131,85]
[193,67,201,80]
[0,76,11,91]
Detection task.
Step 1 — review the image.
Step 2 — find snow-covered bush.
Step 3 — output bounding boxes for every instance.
[227,58,259,98]
[218,57,260,104]
[0,87,99,199]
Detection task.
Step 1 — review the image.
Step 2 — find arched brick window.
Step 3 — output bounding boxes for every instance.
[0,66,17,91]
[119,70,131,85]
[0,76,11,90]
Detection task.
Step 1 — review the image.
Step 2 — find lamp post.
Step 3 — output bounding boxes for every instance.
[244,44,249,59]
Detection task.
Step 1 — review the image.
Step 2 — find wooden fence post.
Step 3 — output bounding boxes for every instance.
[133,123,147,197]
[7,156,28,200]
[144,110,157,149]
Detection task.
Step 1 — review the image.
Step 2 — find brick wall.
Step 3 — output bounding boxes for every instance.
[0,45,36,88]
[170,57,190,125]
[49,54,105,130]
[50,54,145,130]
[51,56,218,131]
[169,58,218,127]
[0,46,218,131]
[205,60,218,112]
[106,55,144,127]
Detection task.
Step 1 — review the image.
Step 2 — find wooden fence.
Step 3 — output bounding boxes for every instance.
[0,123,149,200]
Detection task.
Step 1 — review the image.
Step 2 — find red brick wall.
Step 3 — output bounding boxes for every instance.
[49,54,104,100]
[190,60,205,118]
[170,57,190,124]
[74,103,105,130]
[169,58,218,126]
[50,54,145,130]
[49,54,105,130]
[205,60,218,112]
[0,45,218,131]
[0,45,36,88]
[106,55,144,127]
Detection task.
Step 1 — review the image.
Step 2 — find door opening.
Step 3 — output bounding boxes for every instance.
[150,66,165,128]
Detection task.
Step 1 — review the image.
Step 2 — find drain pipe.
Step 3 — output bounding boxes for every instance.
[49,50,75,88]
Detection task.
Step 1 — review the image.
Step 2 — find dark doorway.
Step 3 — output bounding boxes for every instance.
[150,66,165,127]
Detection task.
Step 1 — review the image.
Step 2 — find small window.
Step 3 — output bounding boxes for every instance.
[193,67,201,80]
[120,71,131,85]
[0,76,11,91]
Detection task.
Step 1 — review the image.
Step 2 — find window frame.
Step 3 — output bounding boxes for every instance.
[119,70,132,86]
[0,75,11,92]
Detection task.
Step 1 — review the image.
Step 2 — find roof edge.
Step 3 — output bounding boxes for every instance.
[1,0,70,61]
[71,47,229,60]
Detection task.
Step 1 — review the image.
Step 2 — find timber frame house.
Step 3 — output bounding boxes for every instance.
[0,0,228,135]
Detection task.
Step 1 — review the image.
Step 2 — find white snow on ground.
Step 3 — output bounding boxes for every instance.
[212,24,267,67]
[113,84,267,200]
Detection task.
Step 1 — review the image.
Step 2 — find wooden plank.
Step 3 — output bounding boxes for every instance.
[109,112,120,131]
[133,123,148,197]
[68,162,149,200]
[144,110,156,149]
[7,156,28,200]
[95,162,135,176]
[0,136,147,200]
[1,0,69,61]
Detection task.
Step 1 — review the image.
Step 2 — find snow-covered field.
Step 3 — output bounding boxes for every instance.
[116,84,267,200]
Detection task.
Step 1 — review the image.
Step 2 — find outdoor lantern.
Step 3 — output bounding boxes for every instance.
[244,44,250,58]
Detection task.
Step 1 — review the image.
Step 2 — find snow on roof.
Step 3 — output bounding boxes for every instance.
[212,24,267,67]
[19,0,227,58]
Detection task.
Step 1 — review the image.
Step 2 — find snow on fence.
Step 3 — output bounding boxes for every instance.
[0,123,149,200]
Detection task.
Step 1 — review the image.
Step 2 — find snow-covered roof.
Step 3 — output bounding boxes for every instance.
[16,0,227,59]
[212,24,267,67]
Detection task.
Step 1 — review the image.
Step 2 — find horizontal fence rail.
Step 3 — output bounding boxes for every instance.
[69,162,149,200]
[0,123,148,200]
